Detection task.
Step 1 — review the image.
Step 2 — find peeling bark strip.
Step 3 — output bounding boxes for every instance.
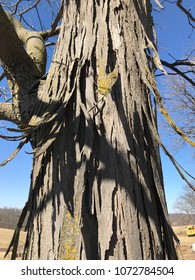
[23,0,178,259]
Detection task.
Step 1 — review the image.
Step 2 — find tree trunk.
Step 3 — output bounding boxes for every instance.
[23,0,178,259]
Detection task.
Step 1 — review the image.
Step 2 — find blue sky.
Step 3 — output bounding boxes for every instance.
[153,0,195,212]
[0,1,194,212]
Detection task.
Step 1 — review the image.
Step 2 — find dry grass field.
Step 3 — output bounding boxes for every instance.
[0,226,195,260]
[173,226,195,260]
[0,228,26,260]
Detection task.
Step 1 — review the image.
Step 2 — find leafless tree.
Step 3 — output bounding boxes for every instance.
[157,53,195,150]
[173,185,195,223]
[0,0,194,260]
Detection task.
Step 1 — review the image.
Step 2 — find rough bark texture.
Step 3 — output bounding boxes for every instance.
[1,1,178,259]
[0,6,46,125]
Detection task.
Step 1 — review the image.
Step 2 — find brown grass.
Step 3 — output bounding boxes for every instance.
[1,226,195,260]
[0,228,26,260]
[173,226,195,260]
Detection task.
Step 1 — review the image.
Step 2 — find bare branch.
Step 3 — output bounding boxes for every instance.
[161,0,194,28]
[0,136,28,167]
[156,70,194,77]
[177,0,195,22]
[39,26,61,40]
[0,0,41,18]
[143,105,195,192]
[18,0,41,17]
[8,0,21,15]
[161,59,195,86]
[45,0,64,40]
[159,68,195,146]
[168,59,195,67]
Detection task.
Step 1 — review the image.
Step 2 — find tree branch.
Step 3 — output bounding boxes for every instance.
[0,6,47,125]
[161,59,195,86]
[0,103,20,124]
[39,26,61,40]
[162,0,194,28]
[168,59,195,67]
[37,3,63,41]
[5,10,46,76]
[0,136,28,167]
[156,70,194,77]
[177,0,195,22]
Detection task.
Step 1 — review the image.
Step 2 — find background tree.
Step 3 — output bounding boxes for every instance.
[0,0,194,260]
[154,1,195,154]
[173,185,195,223]
[0,207,23,229]
[157,52,195,150]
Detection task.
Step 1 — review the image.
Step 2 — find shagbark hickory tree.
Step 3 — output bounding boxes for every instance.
[0,0,181,259]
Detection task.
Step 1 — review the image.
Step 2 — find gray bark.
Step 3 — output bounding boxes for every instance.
[3,0,178,259]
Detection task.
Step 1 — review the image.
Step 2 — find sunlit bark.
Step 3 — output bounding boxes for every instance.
[23,0,177,260]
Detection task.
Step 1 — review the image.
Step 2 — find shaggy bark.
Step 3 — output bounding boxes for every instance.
[1,1,178,259]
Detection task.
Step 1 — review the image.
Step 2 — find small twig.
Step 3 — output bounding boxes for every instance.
[18,0,41,17]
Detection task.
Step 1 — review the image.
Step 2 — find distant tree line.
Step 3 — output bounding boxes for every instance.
[1,207,194,230]
[169,214,195,227]
[173,185,195,224]
[0,207,27,229]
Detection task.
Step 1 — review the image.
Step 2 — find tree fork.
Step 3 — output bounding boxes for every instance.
[0,6,46,125]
